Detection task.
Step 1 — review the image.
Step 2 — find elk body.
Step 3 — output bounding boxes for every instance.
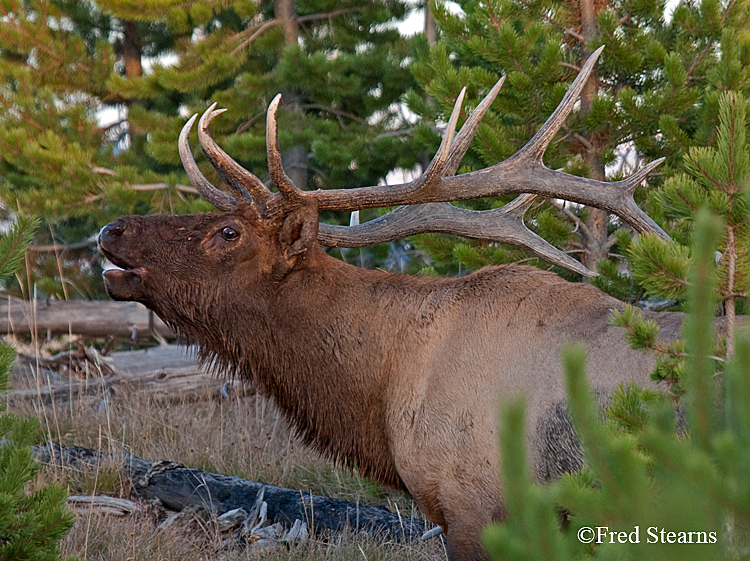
[99,49,679,561]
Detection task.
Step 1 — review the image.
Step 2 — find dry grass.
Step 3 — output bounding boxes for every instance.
[7,352,447,561]
[60,514,446,561]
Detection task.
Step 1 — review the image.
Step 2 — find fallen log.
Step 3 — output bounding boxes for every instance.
[33,444,433,542]
[0,295,175,339]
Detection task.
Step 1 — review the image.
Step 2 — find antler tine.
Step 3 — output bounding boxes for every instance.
[266,94,306,200]
[610,157,668,236]
[198,103,271,205]
[306,87,468,213]
[516,45,604,163]
[179,114,237,212]
[318,195,596,277]
[443,76,505,176]
[623,157,665,195]
[500,193,538,217]
[416,87,467,189]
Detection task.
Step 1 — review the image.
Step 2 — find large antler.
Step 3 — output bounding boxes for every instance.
[178,46,667,277]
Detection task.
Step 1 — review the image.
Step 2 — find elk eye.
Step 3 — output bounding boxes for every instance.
[220,227,239,241]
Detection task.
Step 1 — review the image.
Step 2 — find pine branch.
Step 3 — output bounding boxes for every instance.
[230,7,366,56]
[27,240,96,253]
[236,111,267,134]
[0,215,38,281]
[297,7,364,23]
[230,19,280,57]
[559,62,582,72]
[561,123,593,150]
[513,0,584,42]
[91,167,198,194]
[300,104,368,124]
[549,200,594,241]
[0,94,45,131]
[0,6,62,64]
[129,183,198,193]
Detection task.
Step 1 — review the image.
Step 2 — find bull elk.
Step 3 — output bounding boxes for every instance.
[99,48,682,561]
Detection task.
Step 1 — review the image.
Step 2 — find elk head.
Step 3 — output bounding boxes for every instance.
[99,99,323,323]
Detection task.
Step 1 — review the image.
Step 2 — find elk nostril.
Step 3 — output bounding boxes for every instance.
[98,223,126,244]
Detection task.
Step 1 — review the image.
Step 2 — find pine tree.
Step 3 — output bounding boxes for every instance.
[612,91,749,393]
[0,215,79,561]
[483,211,750,561]
[406,0,750,278]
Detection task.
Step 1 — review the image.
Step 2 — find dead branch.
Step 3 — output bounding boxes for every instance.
[28,240,97,252]
[67,495,141,516]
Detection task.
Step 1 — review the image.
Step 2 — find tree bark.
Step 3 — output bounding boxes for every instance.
[33,444,433,541]
[725,226,736,358]
[122,20,143,141]
[578,0,608,274]
[274,0,308,190]
[281,143,309,192]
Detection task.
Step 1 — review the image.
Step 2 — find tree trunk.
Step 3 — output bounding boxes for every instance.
[275,0,299,45]
[418,2,438,180]
[274,0,307,190]
[725,226,736,358]
[282,143,308,191]
[122,20,143,141]
[123,21,143,78]
[424,1,437,45]
[578,0,608,274]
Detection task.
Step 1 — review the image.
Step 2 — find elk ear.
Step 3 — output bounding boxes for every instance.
[279,200,319,262]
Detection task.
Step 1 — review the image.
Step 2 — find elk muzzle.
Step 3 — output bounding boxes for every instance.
[99,219,148,301]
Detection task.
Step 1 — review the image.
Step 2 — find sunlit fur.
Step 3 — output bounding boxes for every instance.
[100,202,684,561]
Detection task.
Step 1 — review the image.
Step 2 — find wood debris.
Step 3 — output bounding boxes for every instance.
[6,344,253,407]
[66,495,141,516]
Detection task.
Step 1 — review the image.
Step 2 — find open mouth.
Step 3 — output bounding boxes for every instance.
[99,248,148,300]
[101,251,146,278]
[99,243,149,276]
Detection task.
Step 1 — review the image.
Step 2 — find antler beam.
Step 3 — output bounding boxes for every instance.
[318,196,596,277]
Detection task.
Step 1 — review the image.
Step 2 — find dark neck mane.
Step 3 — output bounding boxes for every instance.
[186,251,446,488]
